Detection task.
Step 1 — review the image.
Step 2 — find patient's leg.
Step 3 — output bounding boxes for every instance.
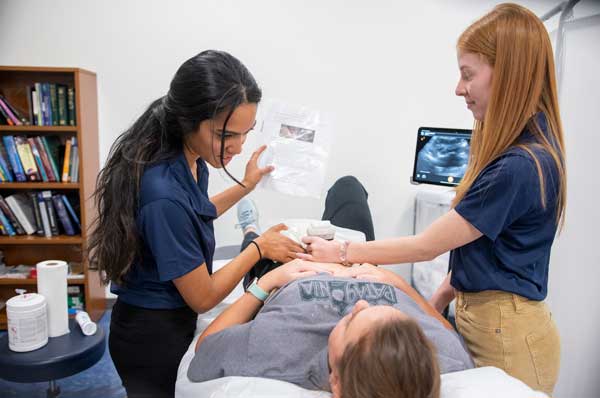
[322,176,375,241]
[236,198,280,289]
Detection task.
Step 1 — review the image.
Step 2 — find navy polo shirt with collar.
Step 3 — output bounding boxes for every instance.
[111,152,217,309]
[450,114,561,301]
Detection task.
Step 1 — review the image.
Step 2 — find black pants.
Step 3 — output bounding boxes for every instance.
[242,175,375,288]
[109,300,197,398]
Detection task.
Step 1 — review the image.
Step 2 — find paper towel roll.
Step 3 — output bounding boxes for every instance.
[37,260,70,337]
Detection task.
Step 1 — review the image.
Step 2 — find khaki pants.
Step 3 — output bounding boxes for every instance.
[455,290,560,396]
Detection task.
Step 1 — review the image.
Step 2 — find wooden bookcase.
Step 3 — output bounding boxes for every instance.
[0,66,105,329]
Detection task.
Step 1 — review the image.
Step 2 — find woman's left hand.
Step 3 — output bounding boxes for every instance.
[242,145,274,190]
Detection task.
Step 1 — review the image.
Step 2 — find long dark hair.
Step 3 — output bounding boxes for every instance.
[88,50,262,284]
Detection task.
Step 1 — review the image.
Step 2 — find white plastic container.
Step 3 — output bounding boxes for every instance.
[307,221,336,240]
[6,293,48,352]
[75,311,97,336]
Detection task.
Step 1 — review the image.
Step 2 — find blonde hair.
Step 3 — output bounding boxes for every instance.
[454,3,566,228]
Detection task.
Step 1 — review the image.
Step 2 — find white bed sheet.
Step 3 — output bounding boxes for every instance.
[176,256,548,398]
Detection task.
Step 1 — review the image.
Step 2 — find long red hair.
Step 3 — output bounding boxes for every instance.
[454,3,567,228]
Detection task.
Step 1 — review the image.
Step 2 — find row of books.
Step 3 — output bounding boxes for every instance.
[0,192,81,237]
[0,84,76,126]
[0,135,78,183]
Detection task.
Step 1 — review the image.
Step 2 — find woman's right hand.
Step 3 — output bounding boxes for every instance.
[254,224,305,263]
[296,236,342,263]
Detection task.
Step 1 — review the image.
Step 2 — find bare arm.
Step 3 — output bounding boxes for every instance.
[174,223,304,314]
[210,145,273,217]
[300,209,482,265]
[174,243,261,314]
[195,292,263,351]
[429,272,456,314]
[348,210,481,264]
[376,267,454,331]
[195,260,329,351]
[210,184,252,217]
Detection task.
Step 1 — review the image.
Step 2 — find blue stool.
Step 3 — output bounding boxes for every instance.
[0,318,105,398]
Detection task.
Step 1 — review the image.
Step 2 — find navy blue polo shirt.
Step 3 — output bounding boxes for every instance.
[450,114,561,300]
[111,153,217,309]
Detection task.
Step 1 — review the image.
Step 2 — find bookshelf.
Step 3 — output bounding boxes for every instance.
[0,66,105,329]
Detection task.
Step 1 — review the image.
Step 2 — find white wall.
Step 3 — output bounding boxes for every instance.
[546,7,600,398]
[0,1,598,396]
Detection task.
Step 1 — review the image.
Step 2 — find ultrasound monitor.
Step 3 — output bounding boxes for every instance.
[412,127,472,187]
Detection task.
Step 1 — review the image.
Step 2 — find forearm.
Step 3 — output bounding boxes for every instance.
[346,210,482,265]
[210,183,252,217]
[379,267,454,331]
[196,292,262,350]
[429,272,456,313]
[346,236,433,265]
[204,245,261,306]
[176,243,261,313]
[196,258,324,351]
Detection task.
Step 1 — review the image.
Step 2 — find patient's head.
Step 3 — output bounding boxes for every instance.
[328,300,440,398]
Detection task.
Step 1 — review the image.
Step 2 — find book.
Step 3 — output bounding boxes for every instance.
[0,143,13,182]
[2,136,26,182]
[27,86,35,125]
[61,194,80,229]
[28,192,44,236]
[0,94,28,125]
[34,137,56,181]
[5,193,37,235]
[14,136,40,181]
[41,136,61,181]
[28,137,48,182]
[49,84,58,126]
[0,97,22,125]
[67,87,76,126]
[57,85,68,126]
[34,83,44,126]
[41,83,51,126]
[69,137,78,182]
[37,192,52,237]
[0,99,14,125]
[0,195,25,234]
[41,190,59,235]
[0,105,9,125]
[71,150,79,182]
[62,137,72,182]
[0,209,16,236]
[52,194,75,235]
[67,285,84,310]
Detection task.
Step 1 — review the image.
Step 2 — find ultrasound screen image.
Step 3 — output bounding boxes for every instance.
[414,129,471,186]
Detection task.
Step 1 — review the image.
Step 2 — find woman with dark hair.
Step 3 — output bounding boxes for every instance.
[88,50,304,397]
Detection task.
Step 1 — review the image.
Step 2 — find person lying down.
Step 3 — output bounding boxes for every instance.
[187,261,474,398]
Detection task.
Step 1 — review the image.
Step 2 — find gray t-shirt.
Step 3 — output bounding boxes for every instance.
[188,274,473,390]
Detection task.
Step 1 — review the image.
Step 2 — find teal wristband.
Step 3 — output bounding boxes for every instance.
[247,281,269,302]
